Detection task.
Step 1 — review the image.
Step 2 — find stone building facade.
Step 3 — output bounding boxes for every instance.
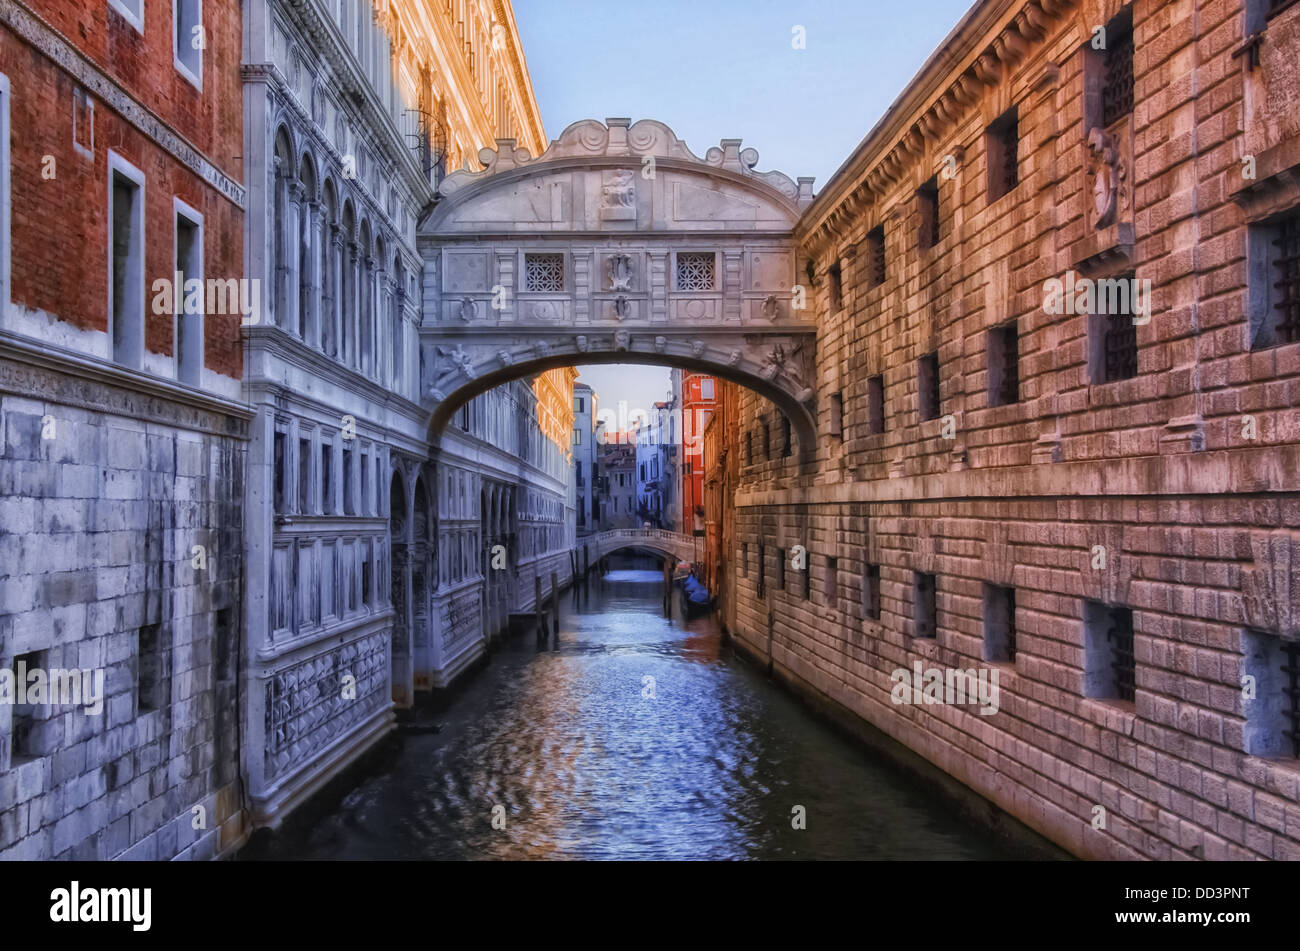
[239,0,550,826]
[722,0,1300,859]
[0,0,247,859]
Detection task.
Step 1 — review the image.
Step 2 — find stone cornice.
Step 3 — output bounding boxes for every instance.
[0,330,252,439]
[797,0,1078,256]
[2,0,245,208]
[244,326,428,421]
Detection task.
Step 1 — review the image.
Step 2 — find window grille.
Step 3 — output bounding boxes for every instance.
[1101,29,1134,126]
[1271,212,1300,345]
[524,253,564,292]
[1107,609,1136,702]
[676,252,716,291]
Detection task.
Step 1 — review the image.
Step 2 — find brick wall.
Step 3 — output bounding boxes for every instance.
[2,1,244,379]
[727,0,1300,859]
[0,371,248,859]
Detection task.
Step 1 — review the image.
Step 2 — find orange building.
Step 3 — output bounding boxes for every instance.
[678,371,718,536]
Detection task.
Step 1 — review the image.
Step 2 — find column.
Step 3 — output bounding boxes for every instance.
[306,201,323,350]
[286,182,303,336]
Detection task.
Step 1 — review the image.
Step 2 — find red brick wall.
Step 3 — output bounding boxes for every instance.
[3,0,243,379]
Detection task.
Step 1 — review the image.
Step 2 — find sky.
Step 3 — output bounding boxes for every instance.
[513,0,977,409]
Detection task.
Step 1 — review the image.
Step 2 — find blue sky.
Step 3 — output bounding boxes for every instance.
[514,0,976,411]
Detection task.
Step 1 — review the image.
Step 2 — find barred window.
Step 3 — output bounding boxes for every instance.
[1101,20,1134,126]
[866,226,886,287]
[1089,272,1140,383]
[986,108,1018,202]
[988,321,1020,406]
[1085,601,1135,703]
[1249,210,1300,349]
[1242,629,1300,758]
[917,177,940,250]
[918,352,941,421]
[524,252,565,292]
[676,252,716,291]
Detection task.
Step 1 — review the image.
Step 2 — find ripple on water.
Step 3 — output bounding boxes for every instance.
[256,568,1013,861]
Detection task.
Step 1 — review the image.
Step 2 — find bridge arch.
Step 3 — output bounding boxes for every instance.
[417,118,820,462]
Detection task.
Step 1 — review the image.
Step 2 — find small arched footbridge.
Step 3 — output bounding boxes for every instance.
[582,528,699,565]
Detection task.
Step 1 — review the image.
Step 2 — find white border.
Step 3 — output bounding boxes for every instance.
[172,0,203,91]
[107,0,145,34]
[173,195,204,385]
[107,150,146,369]
[72,87,95,161]
[0,73,10,322]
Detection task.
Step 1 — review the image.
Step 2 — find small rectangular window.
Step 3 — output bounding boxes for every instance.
[983,583,1017,663]
[361,450,370,516]
[988,321,1020,406]
[761,417,771,459]
[828,261,843,310]
[1089,272,1140,383]
[10,651,48,763]
[109,153,146,369]
[914,572,937,639]
[741,542,748,577]
[868,375,885,434]
[273,431,287,515]
[1248,211,1300,349]
[918,352,941,421]
[676,252,716,291]
[986,107,1019,202]
[1084,600,1135,702]
[138,623,166,713]
[523,252,564,292]
[700,378,715,400]
[174,0,203,88]
[826,556,839,610]
[866,226,886,287]
[1100,11,1133,127]
[757,543,766,598]
[298,437,311,514]
[1242,629,1300,758]
[361,541,372,608]
[917,177,940,249]
[781,416,792,457]
[863,565,882,620]
[174,200,203,385]
[573,428,582,445]
[320,442,333,515]
[830,392,844,439]
[745,430,753,465]
[343,447,355,516]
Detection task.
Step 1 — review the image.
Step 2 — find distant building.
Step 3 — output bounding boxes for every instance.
[572,383,599,535]
[679,372,717,537]
[599,442,637,529]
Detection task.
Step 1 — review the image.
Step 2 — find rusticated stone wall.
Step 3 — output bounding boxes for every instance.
[727,0,1300,860]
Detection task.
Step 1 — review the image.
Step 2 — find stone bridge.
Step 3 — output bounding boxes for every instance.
[581,528,700,565]
[417,117,820,460]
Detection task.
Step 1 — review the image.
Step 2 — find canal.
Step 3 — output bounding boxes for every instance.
[246,566,1015,860]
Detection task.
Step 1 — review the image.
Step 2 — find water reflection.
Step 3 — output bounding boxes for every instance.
[249,567,1012,860]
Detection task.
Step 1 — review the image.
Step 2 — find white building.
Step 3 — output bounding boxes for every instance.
[240,0,551,827]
